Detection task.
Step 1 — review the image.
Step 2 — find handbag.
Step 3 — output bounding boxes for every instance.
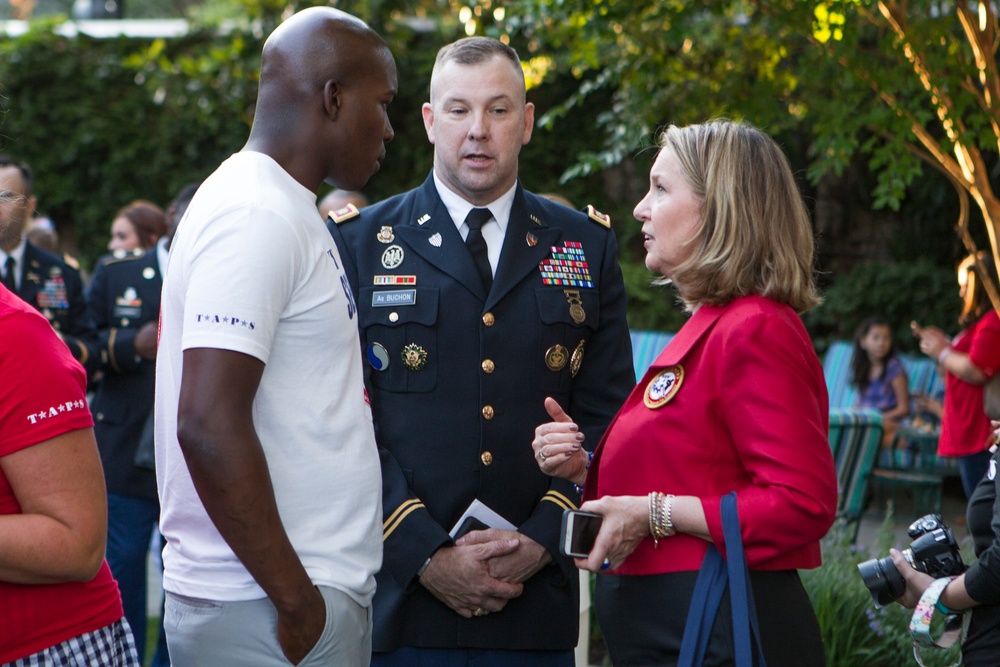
[677,492,768,667]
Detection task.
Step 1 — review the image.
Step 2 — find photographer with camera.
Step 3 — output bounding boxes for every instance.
[888,421,1000,666]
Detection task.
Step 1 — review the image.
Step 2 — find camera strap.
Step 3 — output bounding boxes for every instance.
[908,576,969,666]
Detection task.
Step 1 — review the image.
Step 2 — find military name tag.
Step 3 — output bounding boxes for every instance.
[372,289,416,307]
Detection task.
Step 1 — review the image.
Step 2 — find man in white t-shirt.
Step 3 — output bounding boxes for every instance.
[154,7,397,666]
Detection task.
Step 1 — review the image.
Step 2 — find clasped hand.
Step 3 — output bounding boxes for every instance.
[419,532,534,618]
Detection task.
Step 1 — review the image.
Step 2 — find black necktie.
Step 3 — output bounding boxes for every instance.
[1,256,15,292]
[465,208,493,291]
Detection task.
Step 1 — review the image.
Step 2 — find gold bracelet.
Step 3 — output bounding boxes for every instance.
[648,492,659,548]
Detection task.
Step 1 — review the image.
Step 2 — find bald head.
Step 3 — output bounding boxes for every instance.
[255,8,389,126]
[245,7,397,193]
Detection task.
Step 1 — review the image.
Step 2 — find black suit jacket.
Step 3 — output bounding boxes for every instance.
[85,249,162,502]
[15,242,96,374]
[329,174,634,652]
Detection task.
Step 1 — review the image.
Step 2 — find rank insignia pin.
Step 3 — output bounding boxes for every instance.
[329,204,360,224]
[644,365,684,409]
[377,226,395,244]
[402,343,428,371]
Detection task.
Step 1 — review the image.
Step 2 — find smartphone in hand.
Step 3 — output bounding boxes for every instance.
[560,509,603,558]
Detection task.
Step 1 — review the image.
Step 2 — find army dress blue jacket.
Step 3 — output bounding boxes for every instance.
[329,174,634,652]
[15,241,96,375]
[85,249,162,502]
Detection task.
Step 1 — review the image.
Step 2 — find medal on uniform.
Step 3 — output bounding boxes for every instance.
[644,365,684,409]
[563,289,585,324]
[143,267,155,279]
[570,340,585,378]
[544,344,569,371]
[377,226,395,244]
[381,245,405,269]
[402,343,428,370]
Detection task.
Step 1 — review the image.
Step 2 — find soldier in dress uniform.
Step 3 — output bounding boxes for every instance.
[328,37,634,667]
[0,156,95,373]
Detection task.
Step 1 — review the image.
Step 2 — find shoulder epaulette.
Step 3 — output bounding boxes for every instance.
[102,248,146,266]
[328,203,361,225]
[585,205,611,228]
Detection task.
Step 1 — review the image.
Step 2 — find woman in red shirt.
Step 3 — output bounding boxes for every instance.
[532,120,837,666]
[912,251,1000,497]
[0,283,138,665]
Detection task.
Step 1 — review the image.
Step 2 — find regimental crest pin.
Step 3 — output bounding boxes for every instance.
[526,232,538,247]
[643,365,684,409]
[377,226,395,244]
[429,232,443,247]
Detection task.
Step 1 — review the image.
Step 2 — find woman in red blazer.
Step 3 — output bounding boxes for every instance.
[533,120,838,666]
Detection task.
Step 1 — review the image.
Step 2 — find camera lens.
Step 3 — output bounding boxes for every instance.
[857,556,906,608]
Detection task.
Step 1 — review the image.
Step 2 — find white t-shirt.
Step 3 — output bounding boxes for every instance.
[154,151,381,604]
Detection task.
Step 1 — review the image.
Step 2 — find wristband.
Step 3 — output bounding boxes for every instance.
[572,450,595,495]
[909,577,968,652]
[937,347,953,364]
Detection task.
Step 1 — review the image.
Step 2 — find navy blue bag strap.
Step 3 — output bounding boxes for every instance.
[677,492,768,667]
[721,492,767,666]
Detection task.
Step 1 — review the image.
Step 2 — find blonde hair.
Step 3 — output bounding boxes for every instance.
[660,120,821,313]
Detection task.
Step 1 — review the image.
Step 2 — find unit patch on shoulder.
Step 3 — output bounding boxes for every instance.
[329,203,361,224]
[585,205,611,228]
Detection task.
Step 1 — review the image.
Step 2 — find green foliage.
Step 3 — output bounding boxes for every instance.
[0,23,255,265]
[805,260,959,355]
[802,518,963,667]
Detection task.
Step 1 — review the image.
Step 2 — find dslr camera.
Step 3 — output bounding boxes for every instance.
[857,514,965,608]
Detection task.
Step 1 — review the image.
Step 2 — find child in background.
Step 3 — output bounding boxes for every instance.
[851,317,910,445]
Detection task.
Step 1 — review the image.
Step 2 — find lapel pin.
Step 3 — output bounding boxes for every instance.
[644,365,684,409]
[417,214,431,225]
[429,232,443,247]
[526,232,538,247]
